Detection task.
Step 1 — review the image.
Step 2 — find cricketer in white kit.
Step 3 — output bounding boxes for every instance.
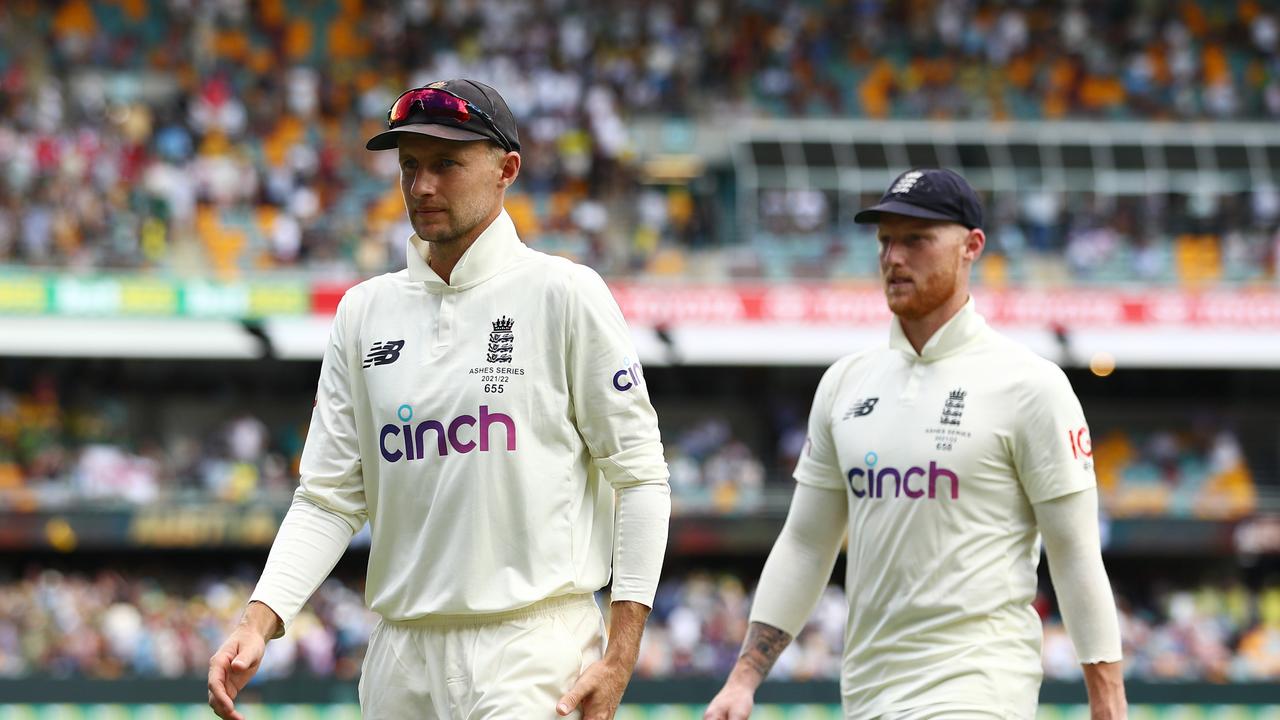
[705,169,1127,720]
[208,79,670,720]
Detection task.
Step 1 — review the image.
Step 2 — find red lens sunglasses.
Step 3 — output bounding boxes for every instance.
[387,87,515,152]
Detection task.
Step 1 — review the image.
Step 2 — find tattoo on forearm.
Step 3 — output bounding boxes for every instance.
[738,622,793,679]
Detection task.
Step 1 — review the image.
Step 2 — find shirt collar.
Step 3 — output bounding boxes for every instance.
[405,209,524,290]
[889,296,987,362]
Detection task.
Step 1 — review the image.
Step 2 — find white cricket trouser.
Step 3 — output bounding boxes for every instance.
[876,708,1026,720]
[358,593,605,719]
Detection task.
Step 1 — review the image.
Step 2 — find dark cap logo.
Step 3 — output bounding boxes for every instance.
[852,167,983,230]
[890,171,924,195]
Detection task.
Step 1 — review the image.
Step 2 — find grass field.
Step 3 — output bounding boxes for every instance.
[3,706,1280,719]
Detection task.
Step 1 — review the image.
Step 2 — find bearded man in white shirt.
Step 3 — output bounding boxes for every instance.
[705,168,1127,720]
[208,79,671,720]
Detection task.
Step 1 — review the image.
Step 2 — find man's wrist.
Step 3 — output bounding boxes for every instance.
[600,651,637,675]
[601,600,649,676]
[731,621,791,691]
[242,600,283,640]
[1081,660,1126,719]
[725,662,765,692]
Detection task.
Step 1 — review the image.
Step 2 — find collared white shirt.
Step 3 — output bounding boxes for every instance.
[252,210,669,623]
[794,299,1096,718]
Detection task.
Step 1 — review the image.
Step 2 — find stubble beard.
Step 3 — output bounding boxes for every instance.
[414,204,485,248]
[884,261,960,321]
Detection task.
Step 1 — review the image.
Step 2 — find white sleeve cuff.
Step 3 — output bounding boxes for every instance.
[609,483,671,607]
[249,495,358,636]
[597,442,669,489]
[1033,488,1123,664]
[749,484,848,637]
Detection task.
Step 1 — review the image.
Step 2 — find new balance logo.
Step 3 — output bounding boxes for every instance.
[363,340,405,368]
[843,397,879,420]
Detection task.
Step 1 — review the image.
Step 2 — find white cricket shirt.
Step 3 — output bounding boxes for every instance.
[251,210,670,624]
[793,299,1096,719]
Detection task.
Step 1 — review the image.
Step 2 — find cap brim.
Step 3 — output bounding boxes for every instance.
[852,200,963,226]
[366,124,493,151]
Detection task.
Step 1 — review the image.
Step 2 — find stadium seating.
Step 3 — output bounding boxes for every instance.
[0,380,1261,520]
[2,568,1277,683]
[1,1,1277,282]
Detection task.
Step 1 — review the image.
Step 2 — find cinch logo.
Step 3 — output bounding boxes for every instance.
[846,452,959,500]
[379,404,516,462]
[613,358,645,392]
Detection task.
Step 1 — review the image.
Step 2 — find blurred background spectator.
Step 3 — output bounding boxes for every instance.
[0,0,1278,281]
[3,567,1278,683]
[0,375,1263,520]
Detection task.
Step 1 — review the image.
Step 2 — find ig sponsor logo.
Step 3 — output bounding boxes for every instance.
[846,451,960,500]
[1068,426,1092,458]
[1068,425,1094,471]
[379,404,516,462]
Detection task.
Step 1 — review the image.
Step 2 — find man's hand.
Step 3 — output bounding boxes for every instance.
[702,678,756,720]
[556,600,649,720]
[208,601,281,720]
[556,656,633,720]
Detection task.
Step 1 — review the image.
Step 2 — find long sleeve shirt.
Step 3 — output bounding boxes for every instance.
[251,210,670,628]
[783,299,1110,719]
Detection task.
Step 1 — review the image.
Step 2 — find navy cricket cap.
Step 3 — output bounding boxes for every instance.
[366,79,521,152]
[853,168,983,230]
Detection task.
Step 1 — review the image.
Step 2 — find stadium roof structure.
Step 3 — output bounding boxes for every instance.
[634,118,1280,194]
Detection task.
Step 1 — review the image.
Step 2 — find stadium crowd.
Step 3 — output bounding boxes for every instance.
[0,380,1263,519]
[1093,423,1258,520]
[0,0,1277,279]
[820,188,1280,287]
[1,568,1278,683]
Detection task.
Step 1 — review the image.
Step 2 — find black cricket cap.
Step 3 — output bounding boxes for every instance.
[853,168,983,230]
[366,79,521,152]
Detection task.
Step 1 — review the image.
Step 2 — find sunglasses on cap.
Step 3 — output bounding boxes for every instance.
[387,87,516,153]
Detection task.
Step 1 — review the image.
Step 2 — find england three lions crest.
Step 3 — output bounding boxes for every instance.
[940,389,966,426]
[487,316,514,363]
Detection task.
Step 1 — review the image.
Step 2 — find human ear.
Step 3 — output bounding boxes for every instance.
[964,228,986,261]
[498,151,521,188]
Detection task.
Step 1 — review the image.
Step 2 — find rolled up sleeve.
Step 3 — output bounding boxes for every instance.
[564,268,670,606]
